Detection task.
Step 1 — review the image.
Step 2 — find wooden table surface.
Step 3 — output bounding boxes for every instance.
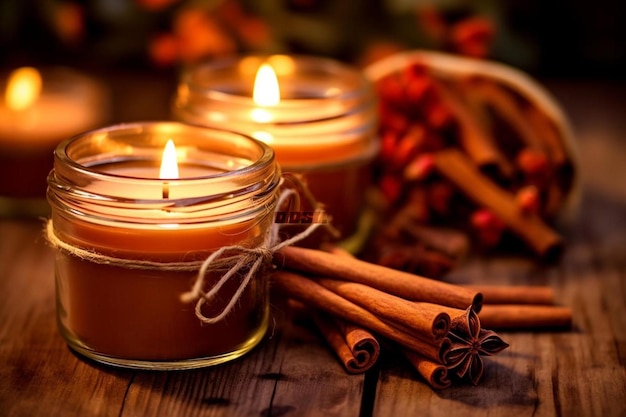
[1,76,625,417]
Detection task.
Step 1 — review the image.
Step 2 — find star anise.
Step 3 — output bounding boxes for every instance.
[443,307,509,385]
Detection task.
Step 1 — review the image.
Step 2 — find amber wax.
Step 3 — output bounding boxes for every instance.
[47,122,281,370]
[173,55,379,241]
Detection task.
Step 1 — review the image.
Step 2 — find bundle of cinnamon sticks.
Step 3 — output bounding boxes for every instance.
[272,246,572,389]
[368,61,576,273]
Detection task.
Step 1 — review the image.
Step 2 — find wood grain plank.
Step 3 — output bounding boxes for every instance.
[373,333,543,417]
[0,220,133,417]
[118,306,365,417]
[117,329,284,416]
[266,314,365,417]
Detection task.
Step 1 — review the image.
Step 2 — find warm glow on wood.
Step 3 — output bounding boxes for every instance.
[159,139,179,180]
[253,64,280,106]
[5,67,42,111]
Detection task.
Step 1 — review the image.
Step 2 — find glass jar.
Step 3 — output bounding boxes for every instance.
[172,55,379,242]
[47,122,281,370]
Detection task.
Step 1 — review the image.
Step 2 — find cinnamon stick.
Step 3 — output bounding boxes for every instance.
[477,304,572,330]
[474,81,546,151]
[544,178,568,218]
[433,78,513,177]
[526,105,568,168]
[462,285,556,305]
[272,270,451,363]
[275,246,482,312]
[433,148,563,258]
[316,277,451,343]
[312,312,380,374]
[402,349,451,390]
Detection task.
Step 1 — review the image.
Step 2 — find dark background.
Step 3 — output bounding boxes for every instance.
[0,0,624,79]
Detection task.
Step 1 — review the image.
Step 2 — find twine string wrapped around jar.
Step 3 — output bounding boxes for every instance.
[46,173,330,325]
[180,179,330,324]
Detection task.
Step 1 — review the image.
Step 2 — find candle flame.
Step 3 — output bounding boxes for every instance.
[159,139,179,179]
[253,63,280,106]
[5,67,42,111]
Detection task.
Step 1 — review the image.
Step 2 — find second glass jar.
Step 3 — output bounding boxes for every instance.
[173,54,379,242]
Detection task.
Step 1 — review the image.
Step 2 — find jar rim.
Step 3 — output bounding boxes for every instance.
[179,54,373,102]
[54,121,275,183]
[48,121,282,225]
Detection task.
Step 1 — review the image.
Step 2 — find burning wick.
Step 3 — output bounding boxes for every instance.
[159,139,179,199]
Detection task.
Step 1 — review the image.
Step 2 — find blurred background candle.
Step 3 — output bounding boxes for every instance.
[0,66,109,217]
[47,122,281,369]
[172,54,379,244]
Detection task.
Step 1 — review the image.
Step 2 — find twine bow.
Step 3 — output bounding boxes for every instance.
[180,176,335,324]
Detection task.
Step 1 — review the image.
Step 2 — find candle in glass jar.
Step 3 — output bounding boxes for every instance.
[173,55,379,241]
[47,122,281,370]
[0,66,108,212]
